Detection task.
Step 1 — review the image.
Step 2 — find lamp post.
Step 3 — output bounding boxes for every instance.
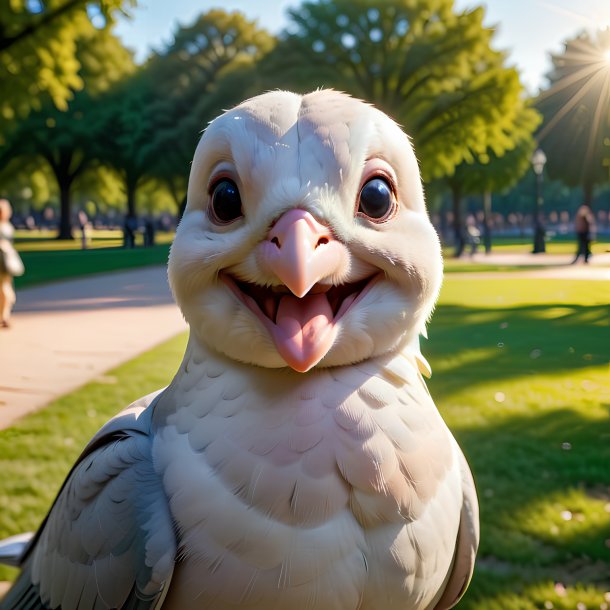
[531,148,547,254]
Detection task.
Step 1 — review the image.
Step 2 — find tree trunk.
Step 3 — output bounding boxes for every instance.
[482,191,492,254]
[451,183,465,258]
[57,179,74,240]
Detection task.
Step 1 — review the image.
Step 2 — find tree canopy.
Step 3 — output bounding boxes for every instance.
[262,0,531,182]
[95,9,275,217]
[0,2,564,240]
[1,26,135,237]
[0,0,134,140]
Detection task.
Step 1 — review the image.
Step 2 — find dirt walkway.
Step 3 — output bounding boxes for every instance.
[0,266,187,431]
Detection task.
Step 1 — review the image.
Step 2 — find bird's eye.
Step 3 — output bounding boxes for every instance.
[209,179,242,224]
[357,177,394,221]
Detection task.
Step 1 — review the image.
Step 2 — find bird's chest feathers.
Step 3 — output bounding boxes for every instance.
[153,354,458,609]
[155,354,453,532]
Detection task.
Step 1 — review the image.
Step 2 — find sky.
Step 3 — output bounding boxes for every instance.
[114,0,610,94]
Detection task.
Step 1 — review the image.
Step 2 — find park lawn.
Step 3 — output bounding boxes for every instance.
[13,229,174,288]
[426,278,610,609]
[14,229,175,251]
[0,277,608,609]
[14,244,171,288]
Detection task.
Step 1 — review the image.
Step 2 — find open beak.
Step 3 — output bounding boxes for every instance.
[223,209,377,372]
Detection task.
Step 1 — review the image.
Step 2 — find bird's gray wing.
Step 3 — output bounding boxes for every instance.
[0,392,176,610]
[433,447,480,610]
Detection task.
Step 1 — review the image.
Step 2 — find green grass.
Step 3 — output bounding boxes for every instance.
[12,229,174,288]
[442,234,610,262]
[426,278,610,609]
[14,229,174,251]
[14,244,171,288]
[0,277,609,608]
[457,235,610,255]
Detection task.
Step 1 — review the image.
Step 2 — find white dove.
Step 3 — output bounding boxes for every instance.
[0,89,478,610]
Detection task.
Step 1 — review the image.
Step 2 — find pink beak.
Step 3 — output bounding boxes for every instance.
[259,209,344,372]
[262,209,343,297]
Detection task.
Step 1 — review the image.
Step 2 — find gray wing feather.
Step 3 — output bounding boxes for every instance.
[0,392,176,610]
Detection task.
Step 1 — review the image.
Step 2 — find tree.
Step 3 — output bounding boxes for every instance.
[536,28,610,204]
[0,0,134,140]
[148,10,275,213]
[97,9,275,218]
[95,75,155,219]
[262,0,529,182]
[447,100,541,254]
[0,27,135,238]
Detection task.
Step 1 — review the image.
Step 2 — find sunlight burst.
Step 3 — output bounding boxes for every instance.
[538,29,610,184]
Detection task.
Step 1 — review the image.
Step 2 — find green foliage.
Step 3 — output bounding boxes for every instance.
[96,9,275,215]
[536,28,610,200]
[0,0,135,139]
[0,156,55,210]
[450,100,541,196]
[0,25,136,236]
[263,0,530,181]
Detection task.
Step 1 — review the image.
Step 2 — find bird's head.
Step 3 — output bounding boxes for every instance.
[169,90,442,373]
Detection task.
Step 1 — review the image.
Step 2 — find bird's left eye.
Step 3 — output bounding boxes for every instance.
[358,177,394,221]
[209,179,243,224]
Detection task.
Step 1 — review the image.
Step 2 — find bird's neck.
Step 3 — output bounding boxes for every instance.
[152,333,427,427]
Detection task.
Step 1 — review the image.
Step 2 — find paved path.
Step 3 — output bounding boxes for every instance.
[0,267,187,430]
[448,251,610,280]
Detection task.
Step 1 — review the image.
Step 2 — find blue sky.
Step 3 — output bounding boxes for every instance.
[114,0,610,94]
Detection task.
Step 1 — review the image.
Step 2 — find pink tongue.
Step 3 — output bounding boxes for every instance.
[273,292,337,372]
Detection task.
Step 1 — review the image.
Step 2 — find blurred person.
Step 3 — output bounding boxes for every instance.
[572,203,596,264]
[144,215,156,247]
[466,214,481,256]
[0,199,25,328]
[77,210,90,249]
[123,213,137,248]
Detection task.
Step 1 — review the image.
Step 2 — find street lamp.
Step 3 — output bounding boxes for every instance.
[531,148,547,254]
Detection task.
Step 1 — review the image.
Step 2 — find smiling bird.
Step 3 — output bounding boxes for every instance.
[0,90,478,610]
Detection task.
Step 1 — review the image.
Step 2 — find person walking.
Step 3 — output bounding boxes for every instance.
[0,199,25,327]
[572,203,596,264]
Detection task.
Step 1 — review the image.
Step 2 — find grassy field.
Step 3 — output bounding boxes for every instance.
[427,278,610,609]
[13,229,173,288]
[0,276,608,609]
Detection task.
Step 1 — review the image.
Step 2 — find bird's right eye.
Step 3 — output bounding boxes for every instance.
[209,179,243,224]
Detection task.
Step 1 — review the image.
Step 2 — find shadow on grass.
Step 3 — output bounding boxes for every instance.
[426,303,609,399]
[425,301,610,606]
[453,406,610,608]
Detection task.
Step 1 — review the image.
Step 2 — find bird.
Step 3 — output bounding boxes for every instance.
[0,89,478,610]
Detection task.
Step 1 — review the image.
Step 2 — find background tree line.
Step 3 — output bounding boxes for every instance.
[1,0,609,244]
